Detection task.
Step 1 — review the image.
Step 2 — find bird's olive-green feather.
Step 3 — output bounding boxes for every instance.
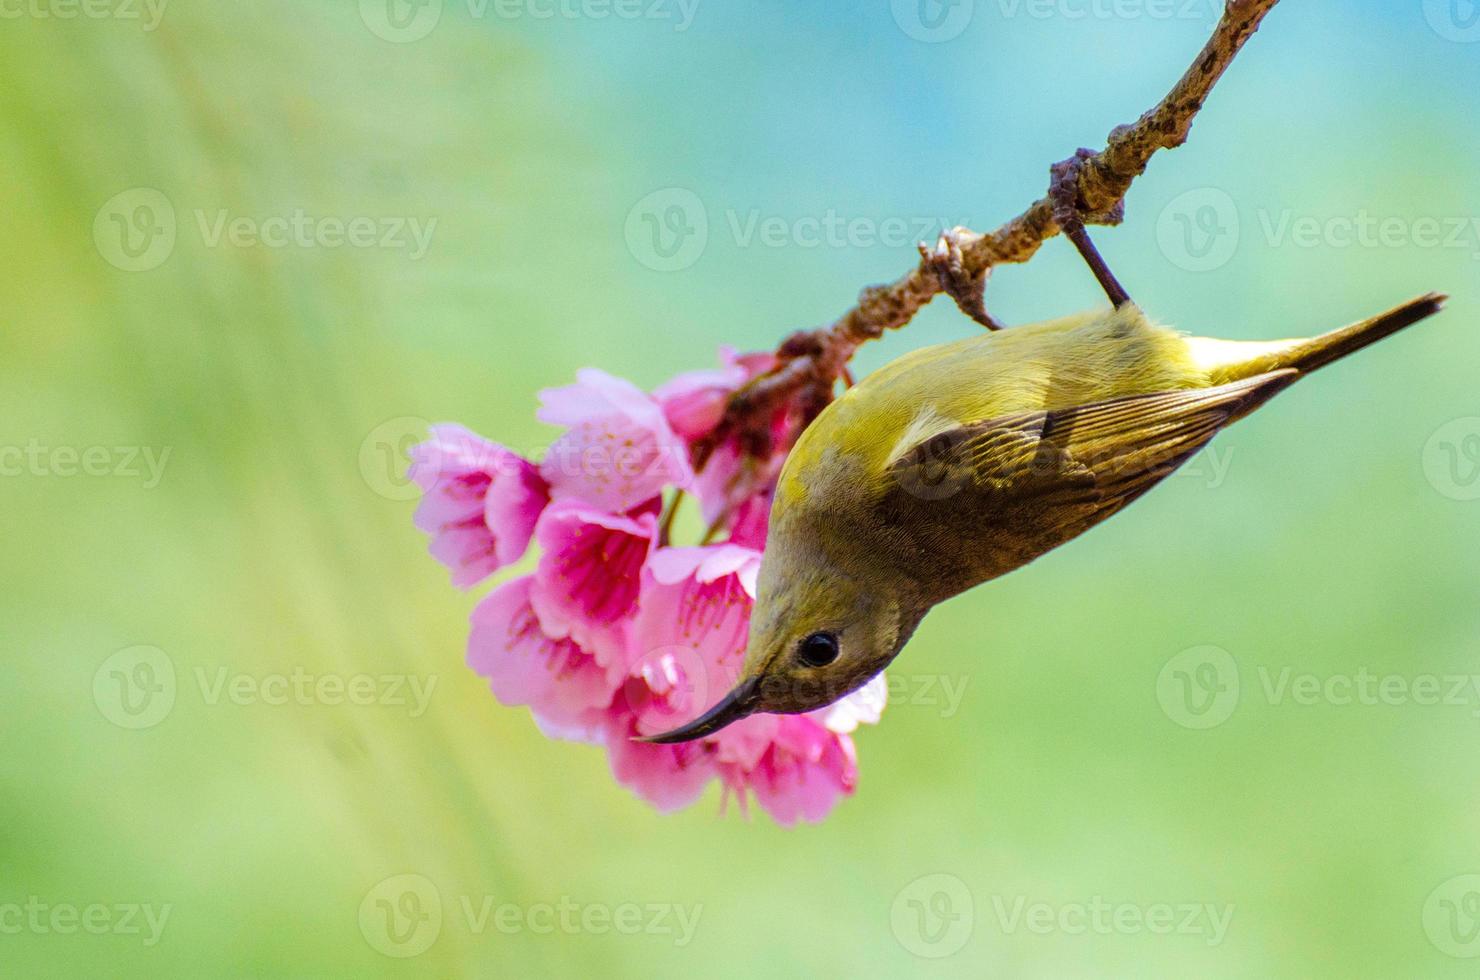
[782,304,1203,503]
[879,369,1300,599]
[736,294,1444,716]
[779,294,1444,517]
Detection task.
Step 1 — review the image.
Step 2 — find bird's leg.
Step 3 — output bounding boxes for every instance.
[1049,148,1133,309]
[920,228,1004,330]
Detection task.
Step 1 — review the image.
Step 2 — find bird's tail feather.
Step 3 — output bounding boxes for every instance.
[1197,293,1447,384]
[1276,292,1448,374]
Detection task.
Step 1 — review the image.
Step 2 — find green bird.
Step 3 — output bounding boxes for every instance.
[643,219,1446,743]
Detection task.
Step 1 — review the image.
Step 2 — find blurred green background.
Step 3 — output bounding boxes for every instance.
[2,0,1478,975]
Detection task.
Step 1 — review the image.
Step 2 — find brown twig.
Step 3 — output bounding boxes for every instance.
[703,0,1280,464]
[920,230,1004,331]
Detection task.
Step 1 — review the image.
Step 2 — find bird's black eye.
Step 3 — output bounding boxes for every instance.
[798,632,840,668]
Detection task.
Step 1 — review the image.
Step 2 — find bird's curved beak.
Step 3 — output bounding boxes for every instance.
[633,677,762,744]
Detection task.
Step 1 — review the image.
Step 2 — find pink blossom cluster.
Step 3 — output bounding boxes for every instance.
[408,350,885,825]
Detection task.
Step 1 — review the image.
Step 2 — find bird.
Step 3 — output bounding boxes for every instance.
[640,204,1448,744]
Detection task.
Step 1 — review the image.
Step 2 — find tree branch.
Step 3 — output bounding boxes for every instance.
[704,0,1280,463]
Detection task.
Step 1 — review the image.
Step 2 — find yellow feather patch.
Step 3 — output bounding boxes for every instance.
[884,404,960,468]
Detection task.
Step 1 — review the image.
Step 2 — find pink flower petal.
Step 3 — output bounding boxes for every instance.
[422,347,885,824]
[726,492,772,552]
[645,543,760,588]
[409,425,547,588]
[529,501,656,673]
[539,368,660,428]
[625,543,778,774]
[537,368,692,513]
[816,674,889,733]
[652,347,776,442]
[603,703,717,814]
[709,713,780,772]
[722,717,859,827]
[691,440,747,526]
[628,545,758,706]
[468,577,618,738]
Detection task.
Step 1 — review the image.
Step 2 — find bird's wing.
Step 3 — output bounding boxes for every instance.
[882,369,1299,523]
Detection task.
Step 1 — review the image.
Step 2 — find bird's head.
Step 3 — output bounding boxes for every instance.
[638,544,923,744]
